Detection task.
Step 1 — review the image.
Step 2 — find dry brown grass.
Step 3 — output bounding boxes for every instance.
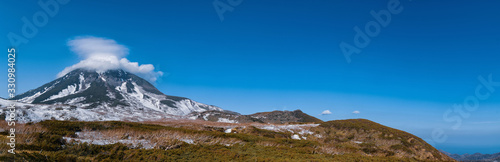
[70,126,245,149]
[0,121,47,145]
[143,118,319,129]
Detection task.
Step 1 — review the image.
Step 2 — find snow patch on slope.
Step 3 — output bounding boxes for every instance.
[217,118,238,123]
[47,85,77,101]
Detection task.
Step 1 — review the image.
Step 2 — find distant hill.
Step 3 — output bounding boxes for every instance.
[189,109,323,124]
[251,110,323,123]
[442,151,500,162]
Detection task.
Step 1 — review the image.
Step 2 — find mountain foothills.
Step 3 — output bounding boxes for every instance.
[0,119,456,161]
[0,69,457,161]
[189,109,323,124]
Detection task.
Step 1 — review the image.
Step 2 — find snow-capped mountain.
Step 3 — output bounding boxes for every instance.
[3,69,223,122]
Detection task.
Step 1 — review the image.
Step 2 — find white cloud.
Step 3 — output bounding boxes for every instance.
[352,110,360,114]
[321,110,332,115]
[58,36,163,82]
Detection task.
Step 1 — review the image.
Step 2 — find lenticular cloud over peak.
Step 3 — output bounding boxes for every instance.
[58,36,163,82]
[68,36,129,59]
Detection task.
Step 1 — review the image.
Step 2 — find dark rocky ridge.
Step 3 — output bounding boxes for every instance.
[189,109,322,124]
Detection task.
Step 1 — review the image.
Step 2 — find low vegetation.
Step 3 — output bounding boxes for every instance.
[0,119,455,161]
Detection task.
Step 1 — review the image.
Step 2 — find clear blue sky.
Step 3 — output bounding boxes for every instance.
[1,0,500,154]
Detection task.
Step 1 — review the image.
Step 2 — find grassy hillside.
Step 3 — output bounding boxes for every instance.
[0,119,454,161]
[315,119,455,161]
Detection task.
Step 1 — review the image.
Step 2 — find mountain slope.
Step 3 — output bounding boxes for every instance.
[5,69,223,122]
